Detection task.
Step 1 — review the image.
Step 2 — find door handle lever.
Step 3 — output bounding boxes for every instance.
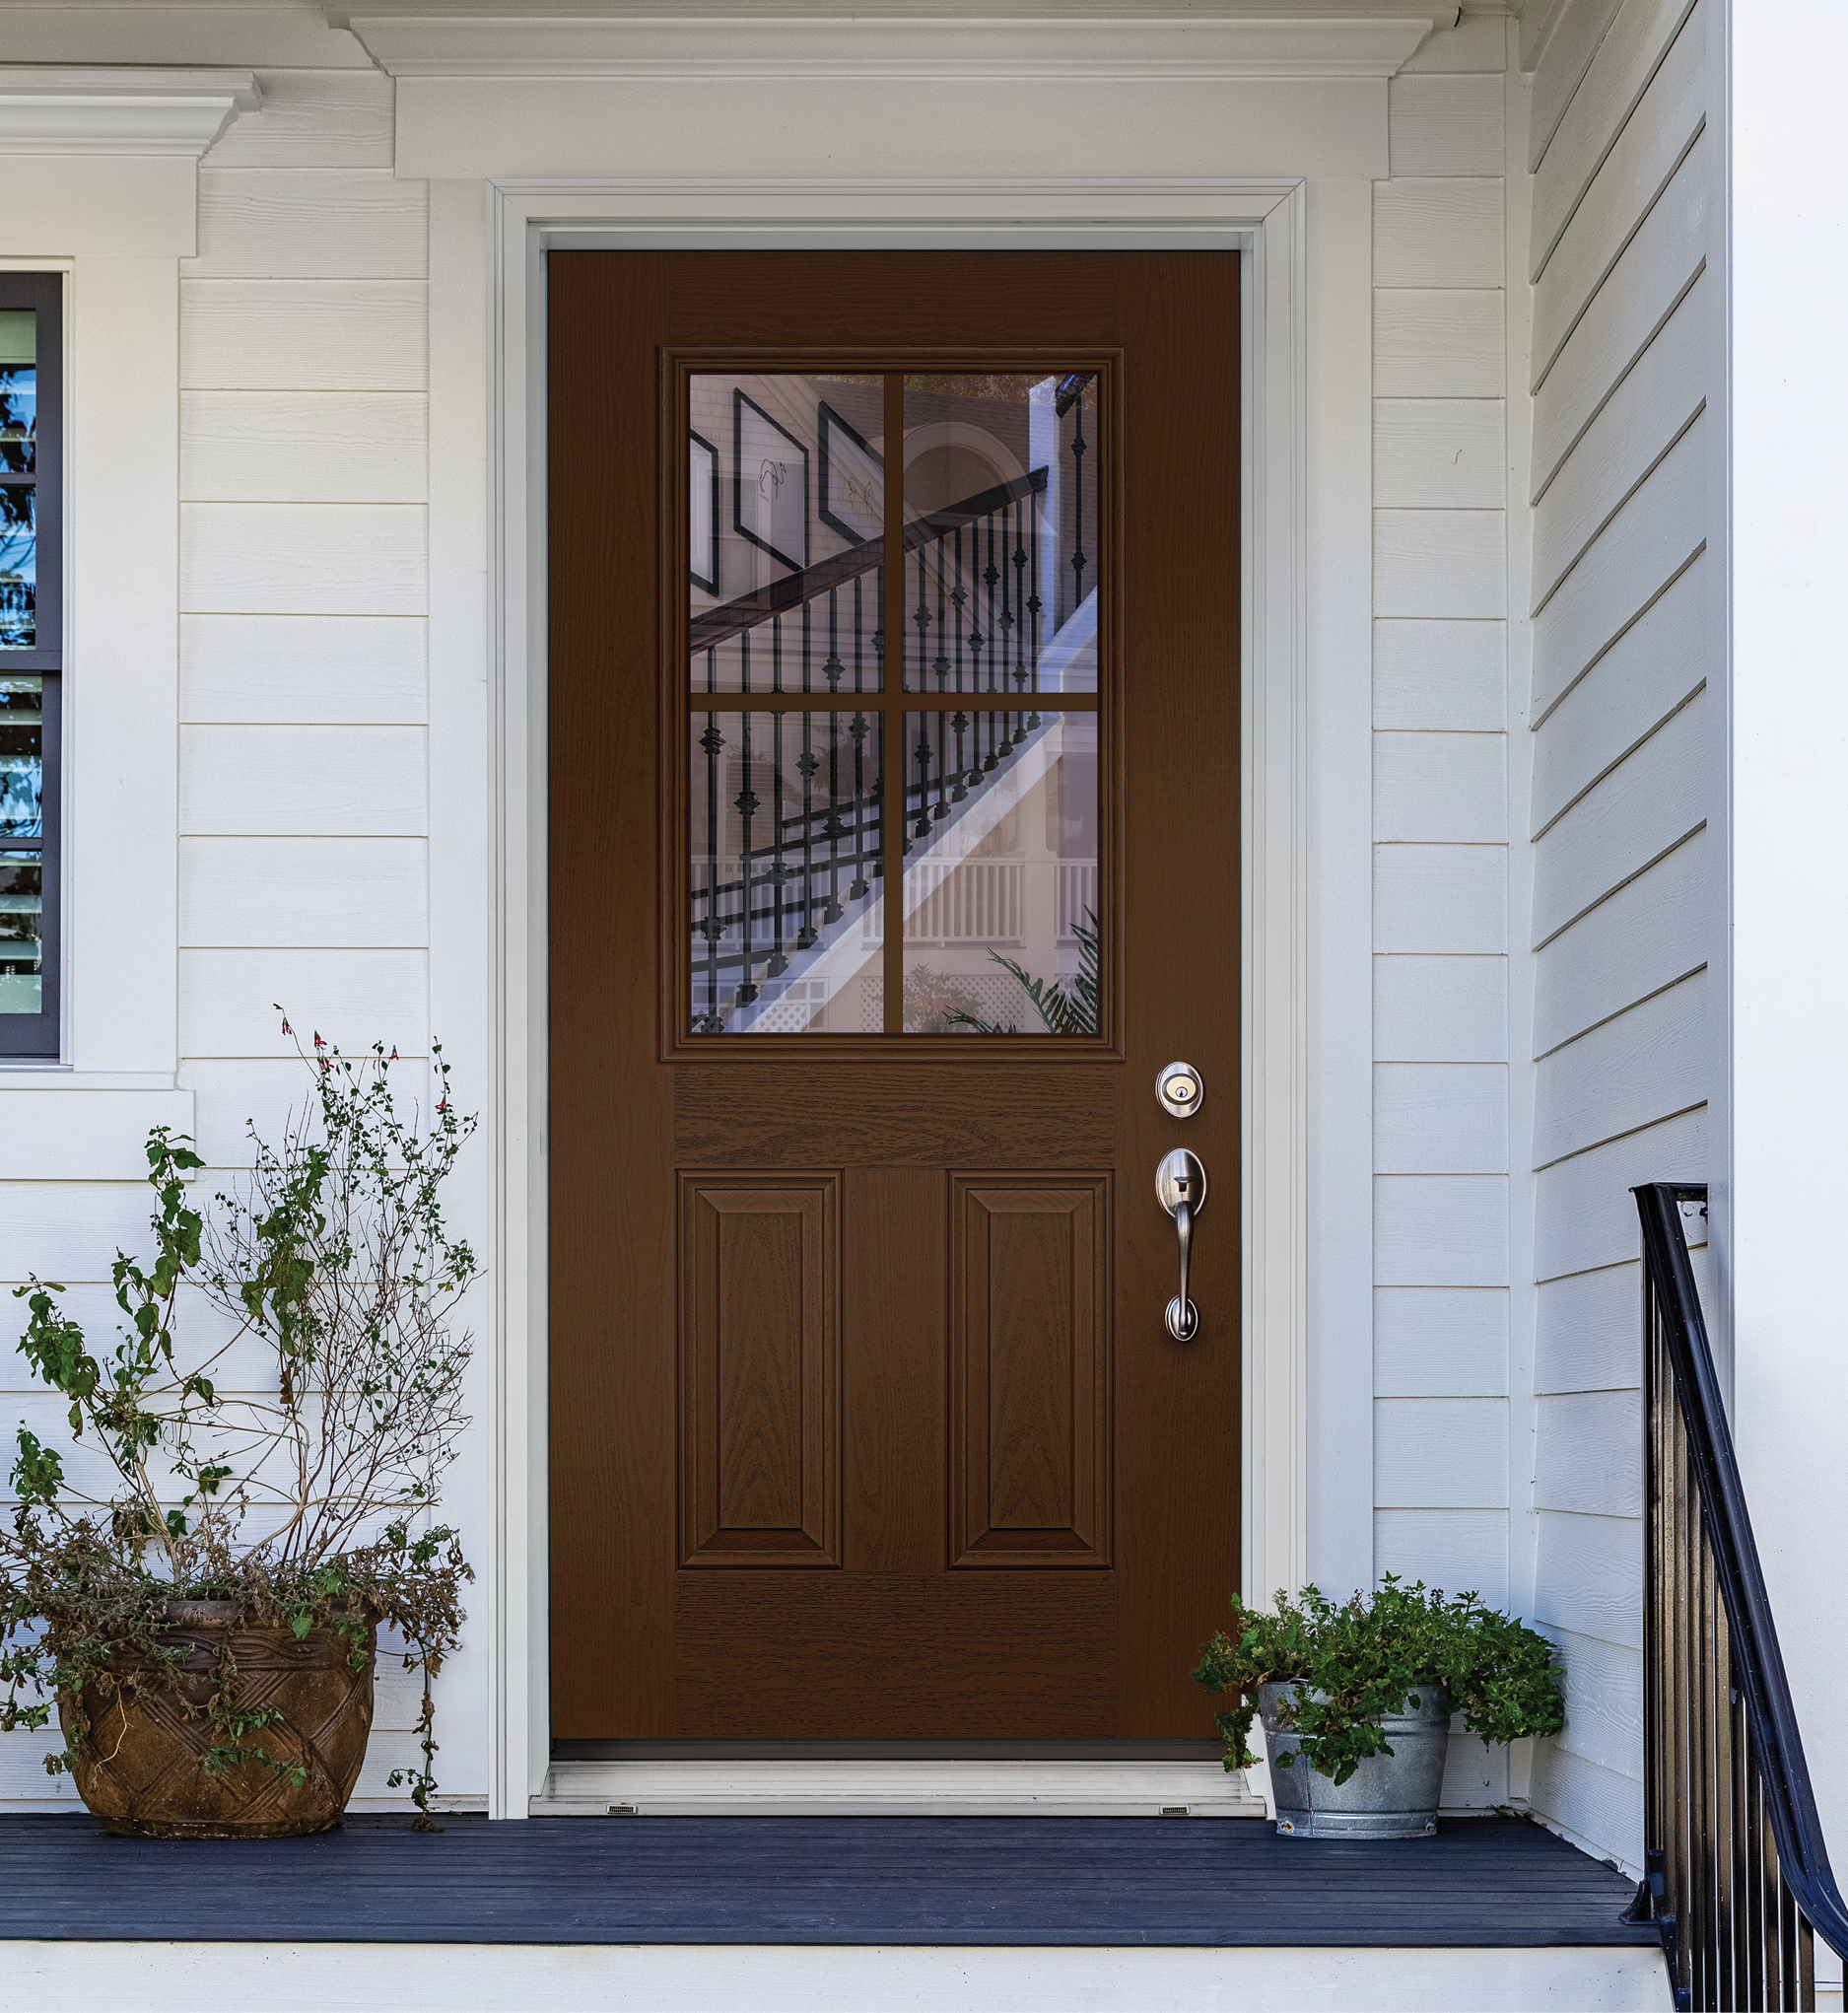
[1155,1148,1207,1342]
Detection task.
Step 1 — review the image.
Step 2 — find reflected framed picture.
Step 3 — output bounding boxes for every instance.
[732,388,808,573]
[689,428,719,595]
[818,401,882,547]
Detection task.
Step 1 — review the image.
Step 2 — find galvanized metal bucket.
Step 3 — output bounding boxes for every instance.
[1259,1680,1451,1839]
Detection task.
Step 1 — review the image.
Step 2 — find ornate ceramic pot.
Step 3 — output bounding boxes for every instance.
[59,1600,376,1839]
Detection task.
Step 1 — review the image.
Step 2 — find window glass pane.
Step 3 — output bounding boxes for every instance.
[0,311,34,651]
[899,710,1098,1035]
[900,373,1097,699]
[0,674,41,838]
[689,372,885,694]
[0,671,42,1017]
[689,707,886,1034]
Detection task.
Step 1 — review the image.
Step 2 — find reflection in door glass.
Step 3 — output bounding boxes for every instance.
[898,711,1098,1035]
[0,674,43,1015]
[689,373,885,695]
[688,708,885,1034]
[900,373,1098,699]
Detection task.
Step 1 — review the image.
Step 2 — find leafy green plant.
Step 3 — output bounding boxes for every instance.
[0,1020,478,1827]
[946,909,1100,1035]
[1192,1575,1566,1786]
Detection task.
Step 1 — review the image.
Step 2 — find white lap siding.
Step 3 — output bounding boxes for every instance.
[0,68,445,1812]
[1521,0,1714,1870]
[1371,9,1514,1814]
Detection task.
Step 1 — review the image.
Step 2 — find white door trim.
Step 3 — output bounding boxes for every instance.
[459,177,1316,1818]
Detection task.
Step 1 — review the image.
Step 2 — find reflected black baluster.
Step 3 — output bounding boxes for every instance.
[912,546,931,697]
[952,527,974,795]
[1070,382,1088,614]
[913,718,932,843]
[766,619,788,979]
[997,496,1017,754]
[1011,496,1031,720]
[1026,491,1044,729]
[823,590,845,926]
[849,576,869,901]
[932,537,950,818]
[795,601,818,948]
[950,712,969,801]
[696,642,725,1031]
[982,511,999,773]
[873,562,885,689]
[734,708,760,1009]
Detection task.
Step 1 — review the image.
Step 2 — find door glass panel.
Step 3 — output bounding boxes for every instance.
[901,372,1096,698]
[899,710,1098,1034]
[689,372,885,694]
[689,707,885,1034]
[0,309,35,650]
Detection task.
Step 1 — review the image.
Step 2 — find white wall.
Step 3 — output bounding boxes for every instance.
[1369,5,1517,1812]
[1512,0,1717,1870]
[0,51,484,1811]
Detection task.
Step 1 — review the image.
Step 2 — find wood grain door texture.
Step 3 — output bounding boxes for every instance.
[550,251,1240,1746]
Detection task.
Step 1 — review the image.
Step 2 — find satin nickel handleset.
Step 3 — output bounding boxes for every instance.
[1154,1062,1207,1342]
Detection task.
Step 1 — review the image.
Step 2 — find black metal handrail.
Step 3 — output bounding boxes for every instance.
[1634,1181,1848,2009]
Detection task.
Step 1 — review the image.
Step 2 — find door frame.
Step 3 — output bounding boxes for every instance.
[447,177,1348,1816]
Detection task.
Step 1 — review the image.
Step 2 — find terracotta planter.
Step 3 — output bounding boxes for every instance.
[59,1600,376,1839]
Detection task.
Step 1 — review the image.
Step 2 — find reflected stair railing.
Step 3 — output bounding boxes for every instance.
[691,454,1097,1032]
[1632,1183,1848,2010]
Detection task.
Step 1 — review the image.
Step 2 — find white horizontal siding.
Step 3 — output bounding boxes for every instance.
[200,69,395,170]
[1375,398,1506,510]
[1375,179,1506,288]
[1375,1065,1509,1174]
[1375,1176,1510,1288]
[1375,509,1508,618]
[1375,1510,1510,1608]
[181,280,428,391]
[181,614,427,725]
[1375,1399,1510,1508]
[179,950,429,1058]
[1374,954,1507,1063]
[1388,73,1505,179]
[193,169,429,279]
[1373,292,1505,399]
[1375,846,1507,953]
[1542,1626,1645,1780]
[1375,1287,1508,1397]
[181,391,428,504]
[181,503,428,615]
[1528,1742,1644,1872]
[179,838,429,948]
[179,725,428,837]
[1374,733,1507,842]
[1374,620,1506,730]
[0,1091,194,1182]
[1536,1391,1643,1517]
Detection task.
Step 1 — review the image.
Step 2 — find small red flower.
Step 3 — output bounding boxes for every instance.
[312,1032,326,1050]
[436,1100,447,1113]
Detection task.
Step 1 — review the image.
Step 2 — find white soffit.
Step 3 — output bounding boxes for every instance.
[333,10,1457,80]
[0,65,261,153]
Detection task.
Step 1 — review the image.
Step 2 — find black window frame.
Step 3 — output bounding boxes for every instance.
[0,270,63,1059]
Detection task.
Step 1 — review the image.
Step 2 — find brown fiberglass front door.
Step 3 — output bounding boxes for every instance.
[550,252,1239,1745]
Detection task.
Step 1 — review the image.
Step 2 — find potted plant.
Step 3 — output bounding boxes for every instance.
[0,1024,477,1839]
[1193,1576,1567,1839]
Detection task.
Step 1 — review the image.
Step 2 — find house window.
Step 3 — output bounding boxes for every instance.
[0,273,61,1057]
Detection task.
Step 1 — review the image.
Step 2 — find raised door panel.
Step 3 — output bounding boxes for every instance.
[950,1173,1111,1568]
[680,1173,839,1566]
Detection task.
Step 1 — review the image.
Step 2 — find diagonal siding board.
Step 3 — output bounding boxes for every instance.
[1536,1391,1643,1517]
[1528,0,1626,171]
[1534,1507,1642,1649]
[1533,971,1709,1167]
[1531,418,1704,719]
[1531,130,1707,494]
[1531,5,1705,383]
[1531,0,1699,280]
[1535,1107,1704,1284]
[1533,831,1708,1057]
[1531,279,1706,607]
[1532,689,1706,946]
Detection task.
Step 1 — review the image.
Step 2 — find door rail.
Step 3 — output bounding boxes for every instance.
[1633,1182,1848,2009]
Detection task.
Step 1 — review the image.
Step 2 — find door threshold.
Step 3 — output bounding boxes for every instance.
[534,1759,1268,1819]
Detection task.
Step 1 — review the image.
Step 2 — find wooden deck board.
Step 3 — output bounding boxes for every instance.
[0,1814,1657,1947]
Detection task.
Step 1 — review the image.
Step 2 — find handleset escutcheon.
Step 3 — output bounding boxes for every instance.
[1155,1147,1207,1342]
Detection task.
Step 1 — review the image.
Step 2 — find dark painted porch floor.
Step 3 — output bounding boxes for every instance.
[0,1812,1658,1947]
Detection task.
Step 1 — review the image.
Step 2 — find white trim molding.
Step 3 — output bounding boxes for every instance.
[0,68,259,156]
[341,11,1454,81]
[434,174,1321,1817]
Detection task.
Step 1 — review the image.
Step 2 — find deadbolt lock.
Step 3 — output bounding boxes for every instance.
[1156,1061,1204,1119]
